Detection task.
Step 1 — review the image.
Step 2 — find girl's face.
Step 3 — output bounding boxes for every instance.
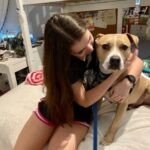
[71,30,94,61]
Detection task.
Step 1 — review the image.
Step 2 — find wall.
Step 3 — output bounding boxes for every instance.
[24,5,62,38]
[64,0,150,33]
[1,0,62,39]
[1,0,20,36]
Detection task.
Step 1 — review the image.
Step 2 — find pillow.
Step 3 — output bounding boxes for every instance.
[25,69,44,85]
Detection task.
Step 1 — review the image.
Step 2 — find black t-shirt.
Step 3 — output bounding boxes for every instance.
[67,47,101,124]
[68,48,101,90]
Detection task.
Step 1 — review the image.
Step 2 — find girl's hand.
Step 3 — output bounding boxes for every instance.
[125,48,139,66]
[109,78,133,103]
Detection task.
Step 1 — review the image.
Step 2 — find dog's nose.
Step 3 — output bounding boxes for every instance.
[110,55,120,64]
[109,55,120,69]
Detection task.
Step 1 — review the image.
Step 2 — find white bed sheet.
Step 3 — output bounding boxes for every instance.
[79,102,150,150]
[0,83,44,150]
[0,83,150,150]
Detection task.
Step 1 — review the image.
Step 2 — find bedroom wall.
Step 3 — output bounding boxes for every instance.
[24,5,62,38]
[64,0,150,33]
[1,0,62,39]
[1,0,20,36]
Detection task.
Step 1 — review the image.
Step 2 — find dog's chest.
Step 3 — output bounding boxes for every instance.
[83,68,111,90]
[82,50,111,90]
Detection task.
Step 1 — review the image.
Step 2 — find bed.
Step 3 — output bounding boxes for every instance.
[0,82,150,150]
[0,0,150,149]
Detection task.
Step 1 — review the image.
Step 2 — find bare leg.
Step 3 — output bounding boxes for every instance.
[48,123,89,150]
[14,113,55,150]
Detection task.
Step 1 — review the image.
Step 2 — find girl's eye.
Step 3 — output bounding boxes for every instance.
[102,44,110,50]
[120,44,128,51]
[78,50,84,54]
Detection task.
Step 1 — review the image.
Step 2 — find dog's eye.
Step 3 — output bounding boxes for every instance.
[120,44,128,51]
[102,44,110,50]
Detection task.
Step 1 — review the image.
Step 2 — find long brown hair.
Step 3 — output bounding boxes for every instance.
[43,13,86,125]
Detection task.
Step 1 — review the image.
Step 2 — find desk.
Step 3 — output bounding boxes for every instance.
[0,57,27,89]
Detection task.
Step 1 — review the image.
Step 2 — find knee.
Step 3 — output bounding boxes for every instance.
[48,135,76,150]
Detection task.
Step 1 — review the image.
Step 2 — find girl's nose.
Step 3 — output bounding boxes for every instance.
[85,44,93,54]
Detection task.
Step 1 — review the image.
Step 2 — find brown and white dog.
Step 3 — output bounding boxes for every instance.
[95,33,150,145]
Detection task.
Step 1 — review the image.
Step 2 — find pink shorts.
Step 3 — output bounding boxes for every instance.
[34,99,92,128]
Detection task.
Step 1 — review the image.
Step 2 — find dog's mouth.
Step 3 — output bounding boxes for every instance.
[108,64,120,70]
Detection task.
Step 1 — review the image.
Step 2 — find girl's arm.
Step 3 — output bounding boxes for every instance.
[71,70,124,108]
[126,54,143,79]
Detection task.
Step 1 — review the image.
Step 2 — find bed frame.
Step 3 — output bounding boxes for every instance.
[15,0,150,72]
[15,0,64,71]
[15,0,93,71]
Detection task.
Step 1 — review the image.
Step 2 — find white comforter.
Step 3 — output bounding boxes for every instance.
[0,83,150,150]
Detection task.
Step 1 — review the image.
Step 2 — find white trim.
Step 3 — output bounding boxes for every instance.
[117,8,124,33]
[16,0,35,71]
[64,0,150,12]
[23,0,70,5]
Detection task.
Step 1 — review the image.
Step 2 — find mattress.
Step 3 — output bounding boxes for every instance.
[0,83,150,150]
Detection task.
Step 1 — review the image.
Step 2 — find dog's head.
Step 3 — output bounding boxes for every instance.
[95,33,139,73]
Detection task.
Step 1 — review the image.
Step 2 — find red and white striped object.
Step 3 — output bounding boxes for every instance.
[25,69,44,85]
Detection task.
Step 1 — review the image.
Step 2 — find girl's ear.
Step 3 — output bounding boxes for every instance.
[95,33,104,44]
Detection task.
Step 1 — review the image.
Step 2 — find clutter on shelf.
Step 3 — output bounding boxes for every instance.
[7,32,25,57]
[0,50,15,61]
[0,32,25,58]
[122,6,150,40]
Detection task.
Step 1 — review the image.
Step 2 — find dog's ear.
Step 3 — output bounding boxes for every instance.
[95,33,104,44]
[126,33,139,47]
[130,34,139,46]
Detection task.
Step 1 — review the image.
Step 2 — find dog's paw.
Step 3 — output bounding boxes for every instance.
[100,139,110,145]
[100,135,114,145]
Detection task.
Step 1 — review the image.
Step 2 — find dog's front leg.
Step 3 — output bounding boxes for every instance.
[100,101,128,145]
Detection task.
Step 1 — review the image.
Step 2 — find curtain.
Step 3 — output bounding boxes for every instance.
[0,0,9,32]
